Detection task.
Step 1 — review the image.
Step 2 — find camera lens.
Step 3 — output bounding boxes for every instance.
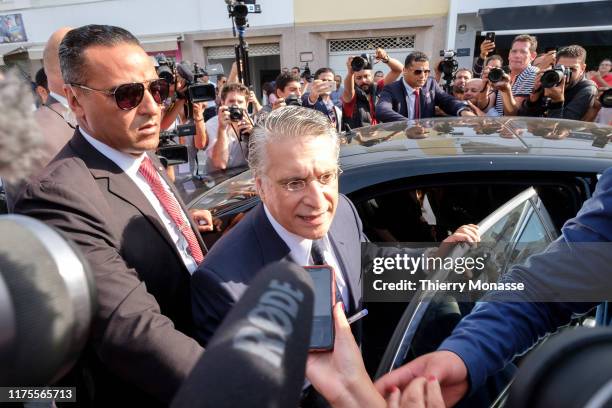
[229,105,243,121]
[488,67,504,83]
[541,69,563,89]
[351,56,366,72]
[285,94,302,106]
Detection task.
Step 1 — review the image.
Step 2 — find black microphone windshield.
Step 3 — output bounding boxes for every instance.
[172,261,314,408]
[0,214,95,385]
[176,62,194,84]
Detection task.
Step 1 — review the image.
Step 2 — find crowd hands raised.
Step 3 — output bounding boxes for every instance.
[161,34,609,181]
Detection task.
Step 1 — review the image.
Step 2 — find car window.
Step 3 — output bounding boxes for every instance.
[375,188,558,382]
[189,169,257,214]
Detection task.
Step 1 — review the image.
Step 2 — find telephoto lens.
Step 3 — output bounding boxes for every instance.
[540,65,570,89]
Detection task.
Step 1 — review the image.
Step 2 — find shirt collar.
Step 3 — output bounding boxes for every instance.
[49,91,69,108]
[79,127,146,176]
[263,204,312,265]
[402,77,416,95]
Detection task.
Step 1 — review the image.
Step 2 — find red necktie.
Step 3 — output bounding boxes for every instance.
[139,156,204,264]
[414,89,420,119]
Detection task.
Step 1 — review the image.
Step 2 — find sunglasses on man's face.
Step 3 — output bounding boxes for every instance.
[70,79,169,110]
[410,69,431,76]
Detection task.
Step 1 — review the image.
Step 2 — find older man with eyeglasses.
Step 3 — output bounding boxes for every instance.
[14,24,213,406]
[376,51,475,123]
[191,106,479,351]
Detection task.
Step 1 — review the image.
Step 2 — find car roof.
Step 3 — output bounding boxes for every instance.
[188,117,612,212]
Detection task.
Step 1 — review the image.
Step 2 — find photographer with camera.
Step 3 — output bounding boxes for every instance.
[376,51,474,123]
[341,47,403,128]
[302,67,343,132]
[518,45,597,120]
[488,34,539,116]
[257,71,303,116]
[206,83,253,172]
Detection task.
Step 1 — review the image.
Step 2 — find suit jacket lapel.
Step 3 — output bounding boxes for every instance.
[251,203,292,265]
[399,82,409,118]
[328,227,359,313]
[69,130,187,262]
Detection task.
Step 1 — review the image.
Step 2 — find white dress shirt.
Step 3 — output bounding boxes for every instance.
[402,78,418,120]
[80,128,199,273]
[263,204,349,305]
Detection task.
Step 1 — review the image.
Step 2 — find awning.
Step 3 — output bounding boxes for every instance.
[139,33,181,53]
[0,43,28,65]
[479,1,612,32]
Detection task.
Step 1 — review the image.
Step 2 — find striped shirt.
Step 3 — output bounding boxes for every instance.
[495,65,538,115]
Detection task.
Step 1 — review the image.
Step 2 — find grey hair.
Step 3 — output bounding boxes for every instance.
[0,70,45,182]
[59,24,141,85]
[248,106,340,178]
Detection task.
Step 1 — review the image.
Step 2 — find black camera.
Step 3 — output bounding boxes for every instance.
[226,0,261,31]
[601,88,612,108]
[438,50,458,76]
[302,63,312,83]
[488,67,505,83]
[228,105,244,121]
[541,65,572,89]
[155,54,175,88]
[285,93,302,106]
[351,54,372,72]
[177,62,216,104]
[157,124,196,167]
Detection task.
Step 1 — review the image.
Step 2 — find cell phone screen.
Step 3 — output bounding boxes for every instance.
[307,266,334,350]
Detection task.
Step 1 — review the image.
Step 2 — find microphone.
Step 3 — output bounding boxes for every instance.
[0,214,96,385]
[176,61,195,84]
[172,261,314,408]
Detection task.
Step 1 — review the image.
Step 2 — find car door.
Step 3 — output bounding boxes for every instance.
[374,187,558,406]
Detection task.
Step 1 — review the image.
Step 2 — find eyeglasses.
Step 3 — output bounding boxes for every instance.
[411,69,431,75]
[70,79,169,110]
[277,169,343,192]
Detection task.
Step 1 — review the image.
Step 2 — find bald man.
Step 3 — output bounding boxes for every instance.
[34,26,75,165]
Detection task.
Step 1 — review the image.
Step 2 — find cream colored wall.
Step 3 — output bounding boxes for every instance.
[294,0,449,24]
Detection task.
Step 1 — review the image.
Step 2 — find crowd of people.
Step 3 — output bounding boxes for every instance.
[1,22,611,407]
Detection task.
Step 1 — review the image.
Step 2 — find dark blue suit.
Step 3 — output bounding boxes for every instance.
[191,194,366,345]
[439,166,612,391]
[375,78,467,123]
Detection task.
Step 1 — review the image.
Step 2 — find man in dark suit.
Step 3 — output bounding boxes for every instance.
[191,106,479,345]
[14,24,212,406]
[376,51,475,123]
[375,167,612,406]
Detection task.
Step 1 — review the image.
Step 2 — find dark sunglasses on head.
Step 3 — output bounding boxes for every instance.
[411,69,431,75]
[70,79,169,110]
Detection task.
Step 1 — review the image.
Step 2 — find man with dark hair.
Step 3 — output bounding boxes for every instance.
[376,51,474,122]
[257,71,302,115]
[302,67,343,131]
[452,68,472,99]
[14,24,212,406]
[206,82,252,172]
[341,47,403,128]
[518,45,597,120]
[491,34,538,116]
[291,66,301,76]
[34,67,49,106]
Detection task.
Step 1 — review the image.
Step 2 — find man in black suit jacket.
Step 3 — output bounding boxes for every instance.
[15,25,212,406]
[376,51,475,123]
[191,107,479,346]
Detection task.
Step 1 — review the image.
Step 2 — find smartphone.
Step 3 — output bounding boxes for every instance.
[304,266,335,351]
[485,32,496,43]
[321,81,337,93]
